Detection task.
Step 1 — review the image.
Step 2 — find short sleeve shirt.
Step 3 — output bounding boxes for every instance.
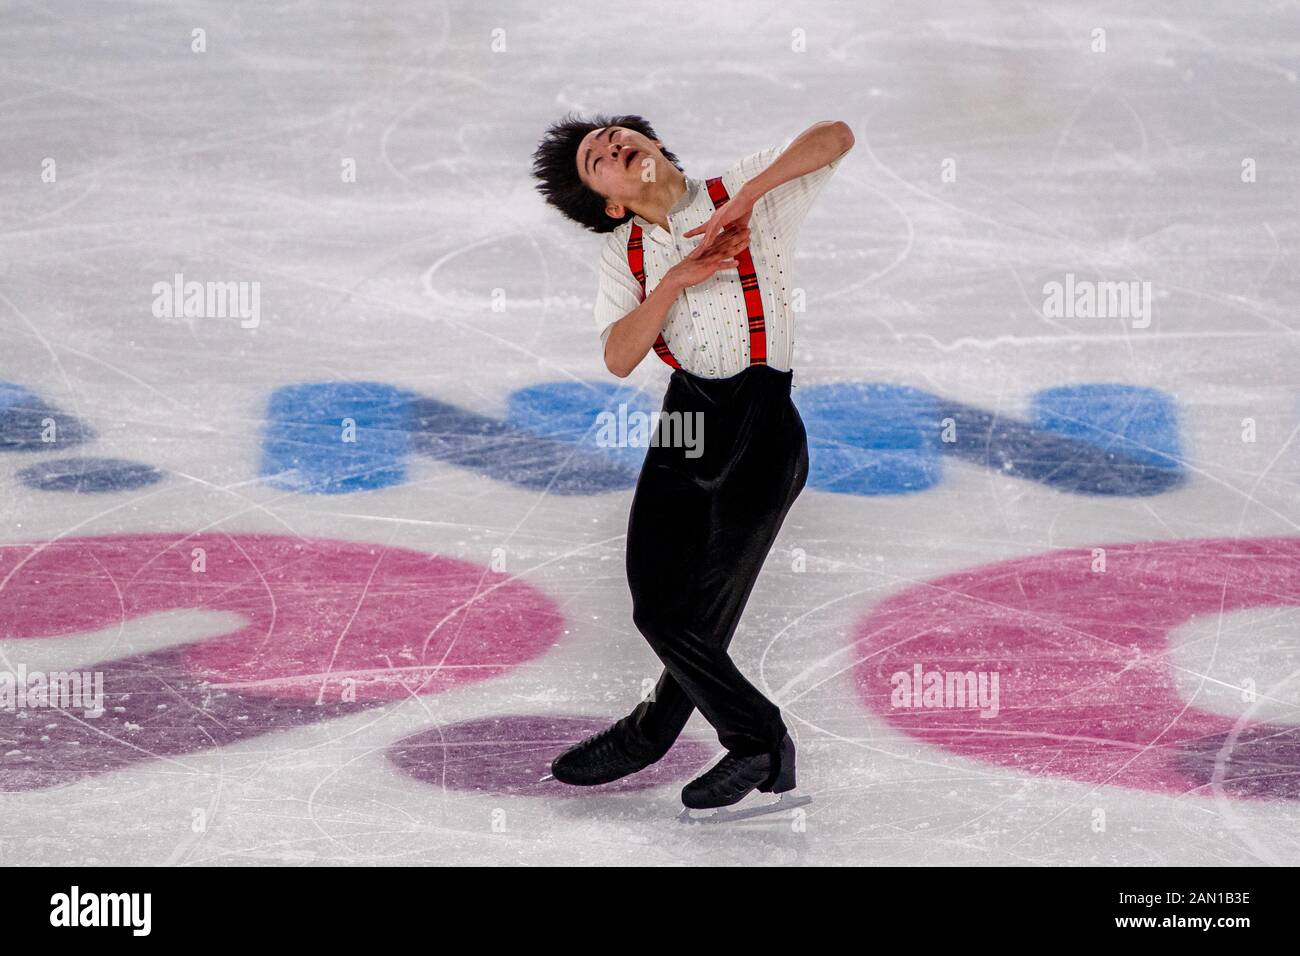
[593,141,842,378]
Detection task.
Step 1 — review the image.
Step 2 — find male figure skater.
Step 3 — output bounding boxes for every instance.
[531,114,852,815]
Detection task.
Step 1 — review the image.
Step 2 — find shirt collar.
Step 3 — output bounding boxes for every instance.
[670,175,699,214]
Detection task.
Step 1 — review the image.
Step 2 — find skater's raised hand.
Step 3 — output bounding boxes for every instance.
[683,190,755,253]
[686,222,750,262]
[667,225,750,289]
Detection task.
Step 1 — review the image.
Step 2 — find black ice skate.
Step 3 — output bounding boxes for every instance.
[544,720,666,786]
[678,733,811,823]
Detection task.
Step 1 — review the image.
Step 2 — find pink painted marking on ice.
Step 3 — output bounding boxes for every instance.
[853,537,1300,798]
[0,533,564,702]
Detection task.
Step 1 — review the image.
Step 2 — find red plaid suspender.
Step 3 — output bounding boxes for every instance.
[627,222,681,370]
[704,177,767,366]
[624,175,767,370]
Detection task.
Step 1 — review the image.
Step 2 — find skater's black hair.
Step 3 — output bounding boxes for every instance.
[531,112,683,234]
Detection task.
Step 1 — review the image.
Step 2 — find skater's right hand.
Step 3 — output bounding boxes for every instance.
[601,224,753,378]
[665,225,751,290]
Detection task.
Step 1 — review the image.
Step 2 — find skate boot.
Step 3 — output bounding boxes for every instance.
[547,719,667,786]
[678,733,811,823]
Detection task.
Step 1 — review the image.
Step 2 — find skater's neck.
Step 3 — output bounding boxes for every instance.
[627,166,688,232]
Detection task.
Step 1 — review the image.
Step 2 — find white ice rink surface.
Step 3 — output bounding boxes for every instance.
[1,0,1298,865]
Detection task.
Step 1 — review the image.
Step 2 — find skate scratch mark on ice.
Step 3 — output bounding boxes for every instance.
[312,546,388,705]
[1,543,235,781]
[816,165,914,306]
[0,289,92,456]
[307,737,420,857]
[1161,282,1298,335]
[412,397,621,670]
[0,485,175,673]
[89,548,240,736]
[996,400,1300,529]
[204,663,518,689]
[415,531,626,663]
[0,474,321,679]
[1197,592,1300,864]
[0,52,414,192]
[285,508,607,550]
[1159,19,1299,83]
[859,110,1101,253]
[1000,579,1282,863]
[902,330,1297,350]
[11,338,187,411]
[1115,94,1151,251]
[995,391,1162,508]
[222,244,591,393]
[1207,664,1300,866]
[752,577,1019,787]
[1,163,100,232]
[162,767,225,867]
[0,545,221,785]
[1233,417,1300,534]
[1163,446,1300,535]
[164,471,315,542]
[1252,222,1282,298]
[276,511,479,531]
[1048,83,1104,172]
[3,532,562,794]
[1007,261,1080,344]
[0,61,174,128]
[852,538,1300,837]
[769,552,1264,729]
[188,531,286,663]
[410,365,632,671]
[376,5,454,190]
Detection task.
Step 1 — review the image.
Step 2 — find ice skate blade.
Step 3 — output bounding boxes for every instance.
[538,773,555,783]
[677,792,812,825]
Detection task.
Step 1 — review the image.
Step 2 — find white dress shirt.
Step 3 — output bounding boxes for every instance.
[593,143,842,379]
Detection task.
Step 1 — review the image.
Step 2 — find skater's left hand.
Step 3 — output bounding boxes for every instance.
[683,189,756,254]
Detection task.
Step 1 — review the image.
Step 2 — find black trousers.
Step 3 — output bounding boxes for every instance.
[620,362,810,757]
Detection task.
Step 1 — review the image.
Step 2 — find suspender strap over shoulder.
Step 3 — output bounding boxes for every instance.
[704,177,767,366]
[627,222,681,369]
[624,175,768,371]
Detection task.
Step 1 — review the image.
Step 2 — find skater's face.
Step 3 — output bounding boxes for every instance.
[575,125,668,220]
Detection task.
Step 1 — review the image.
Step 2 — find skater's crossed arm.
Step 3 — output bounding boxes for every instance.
[601,223,752,378]
[685,120,855,252]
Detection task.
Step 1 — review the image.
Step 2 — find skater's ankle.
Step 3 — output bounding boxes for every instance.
[614,717,672,760]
